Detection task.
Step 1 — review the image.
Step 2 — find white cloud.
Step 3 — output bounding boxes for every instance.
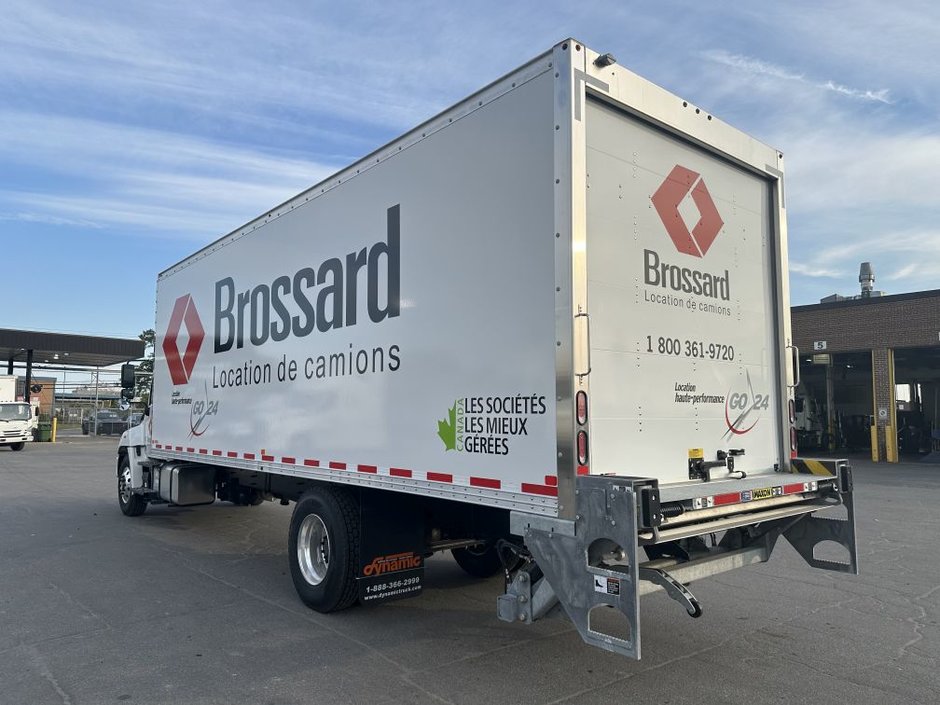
[0,211,101,228]
[0,2,538,133]
[754,2,940,98]
[785,129,940,212]
[10,192,248,238]
[0,112,325,182]
[819,81,891,104]
[887,263,920,280]
[701,50,806,82]
[788,261,844,278]
[702,50,892,104]
[0,111,333,238]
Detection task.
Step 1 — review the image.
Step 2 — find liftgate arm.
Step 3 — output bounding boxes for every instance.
[782,459,858,574]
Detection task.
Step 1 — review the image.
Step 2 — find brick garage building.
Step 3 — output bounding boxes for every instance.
[14,376,56,417]
[791,290,940,461]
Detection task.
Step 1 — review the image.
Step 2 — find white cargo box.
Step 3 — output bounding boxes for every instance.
[151,40,792,519]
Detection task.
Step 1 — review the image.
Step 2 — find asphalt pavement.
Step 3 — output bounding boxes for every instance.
[0,438,937,704]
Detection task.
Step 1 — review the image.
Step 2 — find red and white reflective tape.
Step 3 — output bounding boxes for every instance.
[150,443,559,497]
[692,480,818,510]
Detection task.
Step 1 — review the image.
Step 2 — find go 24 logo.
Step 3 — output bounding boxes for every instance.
[723,370,770,439]
[189,381,220,437]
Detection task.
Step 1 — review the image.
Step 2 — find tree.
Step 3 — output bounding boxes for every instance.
[136,328,155,405]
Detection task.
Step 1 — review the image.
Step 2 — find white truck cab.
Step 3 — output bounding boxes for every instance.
[0,402,38,450]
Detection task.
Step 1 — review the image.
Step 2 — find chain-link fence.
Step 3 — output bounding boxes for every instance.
[9,364,151,440]
[52,368,145,437]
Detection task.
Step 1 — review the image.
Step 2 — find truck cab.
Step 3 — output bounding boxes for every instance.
[0,401,37,451]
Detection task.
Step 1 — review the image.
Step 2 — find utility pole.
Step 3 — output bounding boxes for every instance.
[93,367,100,435]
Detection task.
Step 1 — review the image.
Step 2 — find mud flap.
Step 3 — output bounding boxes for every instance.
[507,476,656,660]
[357,489,425,604]
[783,458,858,574]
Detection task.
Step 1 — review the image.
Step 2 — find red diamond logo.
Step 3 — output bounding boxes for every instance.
[651,165,724,258]
[162,294,205,386]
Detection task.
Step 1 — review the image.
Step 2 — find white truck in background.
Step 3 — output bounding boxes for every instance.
[117,39,857,658]
[0,375,38,451]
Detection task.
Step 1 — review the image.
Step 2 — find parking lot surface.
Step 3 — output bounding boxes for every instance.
[1,438,937,704]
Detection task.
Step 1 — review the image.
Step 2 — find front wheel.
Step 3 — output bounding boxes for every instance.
[118,457,148,517]
[288,487,360,613]
[10,442,25,451]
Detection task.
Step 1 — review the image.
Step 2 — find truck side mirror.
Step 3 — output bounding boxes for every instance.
[121,388,135,402]
[120,363,136,389]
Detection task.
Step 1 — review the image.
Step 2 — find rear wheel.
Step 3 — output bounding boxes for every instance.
[118,457,148,517]
[452,543,505,578]
[288,487,360,612]
[10,442,25,451]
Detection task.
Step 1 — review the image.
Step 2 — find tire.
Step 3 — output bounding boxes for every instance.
[452,543,505,578]
[10,442,25,451]
[288,487,360,613]
[118,456,148,517]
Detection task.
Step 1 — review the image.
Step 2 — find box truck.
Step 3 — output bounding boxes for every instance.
[117,39,857,658]
[0,375,37,450]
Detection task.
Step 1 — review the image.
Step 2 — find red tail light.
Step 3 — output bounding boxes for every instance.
[577,431,589,465]
[576,391,588,425]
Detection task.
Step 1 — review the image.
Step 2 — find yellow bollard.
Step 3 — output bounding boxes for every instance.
[885,424,898,463]
[51,417,57,443]
[870,426,879,462]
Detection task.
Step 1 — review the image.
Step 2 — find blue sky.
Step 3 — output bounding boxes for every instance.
[3,1,939,340]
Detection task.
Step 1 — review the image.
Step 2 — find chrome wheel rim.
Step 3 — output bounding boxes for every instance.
[297,513,330,586]
[119,466,133,504]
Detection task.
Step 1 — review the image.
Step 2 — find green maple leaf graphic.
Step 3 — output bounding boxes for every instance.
[437,402,457,450]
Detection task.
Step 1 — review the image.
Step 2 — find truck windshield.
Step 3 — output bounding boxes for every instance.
[0,403,30,421]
